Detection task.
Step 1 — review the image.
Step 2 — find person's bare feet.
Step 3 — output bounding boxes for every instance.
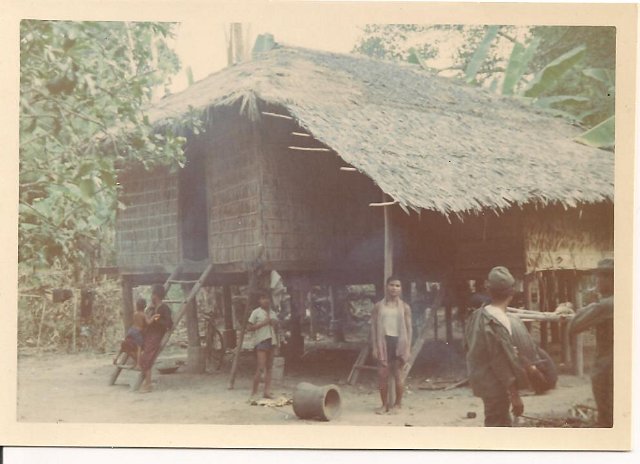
[263,393,275,400]
[374,406,388,415]
[138,385,152,393]
[389,405,401,415]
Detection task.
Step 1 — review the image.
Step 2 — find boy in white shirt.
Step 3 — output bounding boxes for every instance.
[247,290,278,400]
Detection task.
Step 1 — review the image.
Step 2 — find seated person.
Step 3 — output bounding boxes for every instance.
[114,298,148,368]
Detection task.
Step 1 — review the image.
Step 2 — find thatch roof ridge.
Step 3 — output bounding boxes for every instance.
[148,45,614,214]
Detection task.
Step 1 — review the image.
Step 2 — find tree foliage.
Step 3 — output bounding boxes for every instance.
[353,24,615,148]
[20,21,186,275]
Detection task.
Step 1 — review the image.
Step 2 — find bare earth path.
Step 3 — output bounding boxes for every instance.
[17,351,595,426]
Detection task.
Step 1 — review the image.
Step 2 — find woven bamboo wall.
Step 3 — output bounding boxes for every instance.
[115,165,181,270]
[205,109,263,267]
[523,202,613,273]
[259,108,382,273]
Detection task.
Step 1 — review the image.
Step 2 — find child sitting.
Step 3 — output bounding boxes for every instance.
[114,298,148,368]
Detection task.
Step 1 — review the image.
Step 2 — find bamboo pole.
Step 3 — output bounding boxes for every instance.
[288,146,331,152]
[261,111,293,120]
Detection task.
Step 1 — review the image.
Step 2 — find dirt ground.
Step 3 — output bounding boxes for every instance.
[17,340,597,427]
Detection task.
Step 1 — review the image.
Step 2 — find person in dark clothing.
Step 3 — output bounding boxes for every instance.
[465,266,528,426]
[139,284,173,393]
[569,258,614,427]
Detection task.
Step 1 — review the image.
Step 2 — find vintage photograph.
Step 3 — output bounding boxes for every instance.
[7,1,634,450]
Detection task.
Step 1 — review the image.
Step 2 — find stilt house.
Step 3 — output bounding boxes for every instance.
[114,44,613,375]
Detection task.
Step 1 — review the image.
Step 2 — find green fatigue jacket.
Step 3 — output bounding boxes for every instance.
[465,307,528,398]
[568,296,613,383]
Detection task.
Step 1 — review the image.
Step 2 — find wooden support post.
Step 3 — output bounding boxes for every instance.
[121,277,134,335]
[228,269,259,390]
[433,306,439,340]
[227,297,248,390]
[383,194,393,286]
[222,285,236,349]
[183,283,204,374]
[445,305,453,344]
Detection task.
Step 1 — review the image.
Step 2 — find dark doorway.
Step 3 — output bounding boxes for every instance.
[179,149,209,261]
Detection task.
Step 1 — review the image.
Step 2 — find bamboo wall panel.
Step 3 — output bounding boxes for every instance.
[259,112,381,272]
[523,203,613,273]
[116,165,180,269]
[206,112,263,266]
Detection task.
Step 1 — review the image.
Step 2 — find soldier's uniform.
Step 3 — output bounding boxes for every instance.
[569,294,614,427]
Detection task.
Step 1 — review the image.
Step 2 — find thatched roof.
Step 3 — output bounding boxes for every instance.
[148,45,614,214]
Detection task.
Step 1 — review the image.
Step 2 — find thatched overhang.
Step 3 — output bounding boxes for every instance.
[147,45,613,215]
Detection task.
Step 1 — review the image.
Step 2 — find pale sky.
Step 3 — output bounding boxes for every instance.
[169,19,363,92]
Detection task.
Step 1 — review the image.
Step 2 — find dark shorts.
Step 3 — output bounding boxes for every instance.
[385,335,399,363]
[255,338,273,351]
[126,327,144,347]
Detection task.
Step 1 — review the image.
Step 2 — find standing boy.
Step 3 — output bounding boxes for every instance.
[247,291,278,401]
[465,266,527,426]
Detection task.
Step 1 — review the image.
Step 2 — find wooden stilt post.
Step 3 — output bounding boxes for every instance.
[383,193,393,286]
[223,285,236,349]
[228,269,259,390]
[183,283,204,374]
[382,193,395,407]
[121,277,134,335]
[445,305,453,344]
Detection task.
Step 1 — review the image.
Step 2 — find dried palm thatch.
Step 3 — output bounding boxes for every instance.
[148,45,613,215]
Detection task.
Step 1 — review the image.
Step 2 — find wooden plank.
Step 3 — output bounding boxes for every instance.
[347,343,371,385]
[400,307,433,383]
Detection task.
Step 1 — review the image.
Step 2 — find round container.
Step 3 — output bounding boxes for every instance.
[292,382,342,421]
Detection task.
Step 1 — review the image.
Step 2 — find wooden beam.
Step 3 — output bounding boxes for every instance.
[288,146,331,152]
[370,199,398,207]
[261,111,292,120]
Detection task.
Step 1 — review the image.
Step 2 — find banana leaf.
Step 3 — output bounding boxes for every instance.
[574,116,614,149]
[524,45,586,98]
[502,37,540,95]
[464,25,499,84]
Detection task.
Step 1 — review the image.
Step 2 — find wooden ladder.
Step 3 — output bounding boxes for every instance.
[128,263,214,390]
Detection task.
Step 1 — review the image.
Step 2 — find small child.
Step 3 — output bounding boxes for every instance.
[114,298,148,368]
[247,291,278,400]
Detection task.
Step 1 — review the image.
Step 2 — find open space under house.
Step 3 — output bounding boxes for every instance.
[112,43,613,389]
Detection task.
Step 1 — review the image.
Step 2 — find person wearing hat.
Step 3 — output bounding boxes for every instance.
[569,258,614,427]
[465,266,528,426]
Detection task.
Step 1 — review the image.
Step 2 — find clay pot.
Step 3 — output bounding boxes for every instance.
[292,382,341,421]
